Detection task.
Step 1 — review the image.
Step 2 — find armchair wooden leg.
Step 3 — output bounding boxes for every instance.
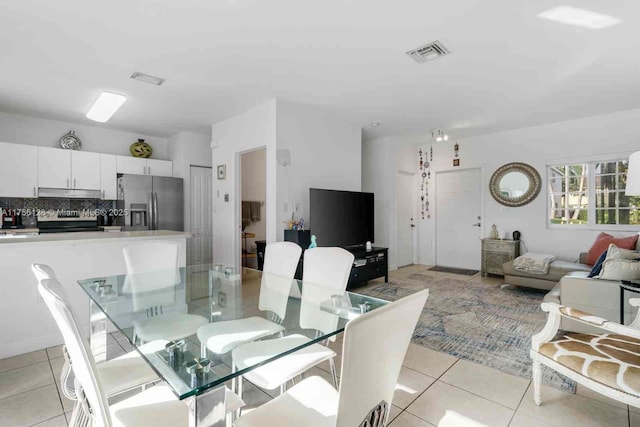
[532,360,542,406]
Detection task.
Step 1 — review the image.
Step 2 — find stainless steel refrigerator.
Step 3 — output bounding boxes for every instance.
[117,175,184,231]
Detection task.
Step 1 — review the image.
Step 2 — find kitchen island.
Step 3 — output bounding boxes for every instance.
[0,230,192,358]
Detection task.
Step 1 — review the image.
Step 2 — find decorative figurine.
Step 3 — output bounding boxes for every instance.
[308,235,317,249]
[130,138,153,158]
[59,130,81,150]
[489,224,499,239]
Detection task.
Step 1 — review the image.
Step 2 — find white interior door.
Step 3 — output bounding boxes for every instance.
[189,166,213,266]
[397,171,416,268]
[436,168,482,269]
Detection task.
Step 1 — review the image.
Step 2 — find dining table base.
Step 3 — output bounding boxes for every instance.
[187,385,228,427]
[89,300,108,364]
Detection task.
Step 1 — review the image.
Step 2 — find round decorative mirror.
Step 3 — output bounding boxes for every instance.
[489,162,541,207]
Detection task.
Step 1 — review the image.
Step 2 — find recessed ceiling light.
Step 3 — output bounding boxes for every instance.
[85,92,127,123]
[538,6,621,30]
[371,122,380,127]
[131,71,165,86]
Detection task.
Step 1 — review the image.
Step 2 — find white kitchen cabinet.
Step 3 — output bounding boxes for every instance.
[116,156,173,177]
[146,159,173,177]
[71,151,101,190]
[0,142,38,198]
[38,147,71,189]
[116,156,147,175]
[100,154,118,199]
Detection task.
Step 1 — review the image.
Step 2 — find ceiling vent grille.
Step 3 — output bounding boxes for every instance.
[406,40,450,64]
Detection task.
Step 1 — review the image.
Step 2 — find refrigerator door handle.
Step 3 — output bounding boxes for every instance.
[153,192,159,230]
[148,192,154,230]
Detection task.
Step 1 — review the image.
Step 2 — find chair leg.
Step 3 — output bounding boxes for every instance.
[201,343,207,359]
[532,360,542,406]
[132,329,138,346]
[234,376,244,420]
[280,382,287,395]
[329,356,338,389]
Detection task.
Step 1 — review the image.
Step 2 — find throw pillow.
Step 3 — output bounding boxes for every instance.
[605,243,640,261]
[588,250,608,278]
[598,259,640,281]
[585,232,639,265]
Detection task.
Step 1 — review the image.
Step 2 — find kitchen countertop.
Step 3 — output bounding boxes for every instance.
[0,230,193,245]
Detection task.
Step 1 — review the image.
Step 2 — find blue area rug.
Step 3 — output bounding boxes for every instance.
[359,273,576,393]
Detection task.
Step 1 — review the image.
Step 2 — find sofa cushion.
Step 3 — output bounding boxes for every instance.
[503,259,590,282]
[586,232,639,266]
[588,250,608,278]
[599,259,640,281]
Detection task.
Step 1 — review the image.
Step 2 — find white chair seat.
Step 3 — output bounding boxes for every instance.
[197,317,285,354]
[233,334,336,390]
[133,313,208,342]
[235,376,337,427]
[99,340,167,396]
[111,384,244,427]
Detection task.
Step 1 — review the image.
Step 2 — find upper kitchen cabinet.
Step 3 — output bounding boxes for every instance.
[0,142,38,198]
[116,156,147,175]
[146,159,172,177]
[38,147,101,190]
[100,154,117,199]
[71,151,101,190]
[116,156,172,177]
[38,147,71,189]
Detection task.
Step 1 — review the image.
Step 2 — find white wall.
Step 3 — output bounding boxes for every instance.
[374,107,640,265]
[362,137,418,269]
[276,100,362,238]
[0,111,169,159]
[211,100,277,268]
[241,148,266,245]
[168,130,213,232]
[210,99,362,268]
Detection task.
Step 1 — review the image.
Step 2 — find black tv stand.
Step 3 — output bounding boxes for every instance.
[344,246,388,289]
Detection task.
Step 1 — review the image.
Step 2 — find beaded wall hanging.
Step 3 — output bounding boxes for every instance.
[419,146,433,219]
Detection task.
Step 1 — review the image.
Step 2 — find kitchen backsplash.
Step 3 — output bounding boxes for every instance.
[0,198,116,228]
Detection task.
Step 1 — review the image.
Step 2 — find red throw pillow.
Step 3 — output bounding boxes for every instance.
[585,232,639,265]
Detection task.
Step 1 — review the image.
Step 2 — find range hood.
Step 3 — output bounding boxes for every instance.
[37,187,102,199]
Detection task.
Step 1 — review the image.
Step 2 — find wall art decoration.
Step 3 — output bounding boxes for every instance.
[217,164,226,180]
[419,146,433,219]
[453,143,460,167]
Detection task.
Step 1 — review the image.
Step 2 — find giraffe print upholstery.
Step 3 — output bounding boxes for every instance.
[539,333,640,395]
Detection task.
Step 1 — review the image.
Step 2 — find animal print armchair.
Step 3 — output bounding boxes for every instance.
[531,299,640,407]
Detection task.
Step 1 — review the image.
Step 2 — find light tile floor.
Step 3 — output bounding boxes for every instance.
[0,265,634,426]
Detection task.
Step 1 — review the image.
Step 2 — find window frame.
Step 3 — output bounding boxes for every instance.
[546,153,638,231]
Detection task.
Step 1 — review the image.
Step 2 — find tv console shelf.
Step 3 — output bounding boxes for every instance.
[346,246,388,289]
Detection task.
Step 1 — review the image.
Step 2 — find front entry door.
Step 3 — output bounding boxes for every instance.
[435,168,482,269]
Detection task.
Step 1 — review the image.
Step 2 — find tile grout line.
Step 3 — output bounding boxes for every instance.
[46,354,68,424]
[402,359,460,423]
[508,380,532,426]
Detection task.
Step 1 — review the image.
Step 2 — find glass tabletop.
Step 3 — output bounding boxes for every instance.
[78,265,389,399]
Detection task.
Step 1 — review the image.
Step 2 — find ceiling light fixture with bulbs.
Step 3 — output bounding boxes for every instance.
[86,91,127,123]
[431,128,449,142]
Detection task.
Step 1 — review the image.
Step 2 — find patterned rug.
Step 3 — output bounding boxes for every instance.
[359,273,576,392]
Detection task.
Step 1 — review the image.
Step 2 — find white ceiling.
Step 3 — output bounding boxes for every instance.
[1,0,639,140]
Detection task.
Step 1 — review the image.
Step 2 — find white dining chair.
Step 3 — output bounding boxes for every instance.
[31,263,161,400]
[37,276,244,427]
[197,242,302,357]
[123,242,208,344]
[231,247,354,403]
[235,289,429,427]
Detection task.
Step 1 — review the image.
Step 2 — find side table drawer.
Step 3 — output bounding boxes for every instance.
[482,240,516,252]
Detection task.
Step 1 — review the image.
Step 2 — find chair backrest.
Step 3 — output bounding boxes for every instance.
[300,247,354,337]
[38,278,112,427]
[123,241,181,311]
[258,242,302,320]
[336,290,428,427]
[32,263,58,283]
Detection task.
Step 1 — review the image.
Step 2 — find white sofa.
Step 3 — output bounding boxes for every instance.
[543,253,634,333]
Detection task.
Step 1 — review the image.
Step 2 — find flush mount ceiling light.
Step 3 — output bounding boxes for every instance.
[371,122,380,127]
[85,92,127,123]
[431,129,448,142]
[538,6,621,29]
[130,71,165,86]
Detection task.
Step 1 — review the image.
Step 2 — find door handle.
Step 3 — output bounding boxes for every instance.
[472,223,481,227]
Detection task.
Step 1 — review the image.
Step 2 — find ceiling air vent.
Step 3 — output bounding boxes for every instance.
[406,40,450,64]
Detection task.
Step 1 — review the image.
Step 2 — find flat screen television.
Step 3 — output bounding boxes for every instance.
[309,188,374,248]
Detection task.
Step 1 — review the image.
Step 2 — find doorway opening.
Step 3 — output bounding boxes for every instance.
[397,171,417,268]
[240,147,266,270]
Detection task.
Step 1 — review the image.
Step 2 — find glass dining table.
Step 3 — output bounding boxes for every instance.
[78,264,389,427]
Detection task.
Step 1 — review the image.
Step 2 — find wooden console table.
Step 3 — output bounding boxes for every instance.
[481,239,520,276]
